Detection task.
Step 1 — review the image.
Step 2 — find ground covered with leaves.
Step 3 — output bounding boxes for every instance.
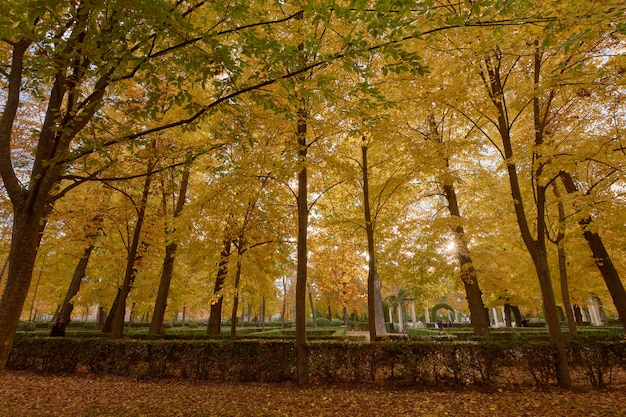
[1,371,624,417]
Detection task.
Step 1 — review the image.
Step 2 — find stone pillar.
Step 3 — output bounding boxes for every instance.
[424,308,431,323]
[588,301,602,326]
[397,302,404,333]
[492,308,500,327]
[410,301,417,327]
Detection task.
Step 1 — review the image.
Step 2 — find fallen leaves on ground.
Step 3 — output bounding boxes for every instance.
[0,371,624,417]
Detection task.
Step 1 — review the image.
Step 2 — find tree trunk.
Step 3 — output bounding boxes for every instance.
[573,306,583,325]
[0,18,110,369]
[207,238,232,335]
[59,216,102,324]
[0,256,8,285]
[295,96,309,384]
[361,143,386,340]
[241,296,246,324]
[511,305,523,326]
[230,261,243,339]
[0,200,48,369]
[101,288,121,333]
[552,183,578,337]
[150,169,189,335]
[281,277,287,329]
[308,285,317,328]
[429,113,490,337]
[560,171,626,330]
[481,49,571,387]
[0,39,45,370]
[503,304,512,327]
[442,181,490,337]
[110,162,154,340]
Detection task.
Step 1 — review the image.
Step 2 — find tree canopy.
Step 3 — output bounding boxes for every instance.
[1,0,625,382]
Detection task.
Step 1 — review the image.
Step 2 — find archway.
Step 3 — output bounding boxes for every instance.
[431,303,456,322]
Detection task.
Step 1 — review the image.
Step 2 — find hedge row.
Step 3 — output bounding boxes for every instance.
[7,336,626,387]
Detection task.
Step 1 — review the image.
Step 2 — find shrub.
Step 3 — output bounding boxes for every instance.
[316,317,331,327]
[331,319,344,327]
[7,334,626,388]
[187,321,199,329]
[17,322,36,331]
[83,322,98,330]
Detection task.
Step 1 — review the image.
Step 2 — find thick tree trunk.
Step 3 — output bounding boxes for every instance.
[0,16,108,369]
[560,172,626,330]
[207,238,232,335]
[0,256,8,285]
[0,214,45,369]
[101,288,120,333]
[150,169,189,335]
[511,305,523,326]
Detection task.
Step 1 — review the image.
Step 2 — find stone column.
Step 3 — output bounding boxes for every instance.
[492,308,500,327]
[410,301,417,327]
[424,308,431,323]
[588,301,602,326]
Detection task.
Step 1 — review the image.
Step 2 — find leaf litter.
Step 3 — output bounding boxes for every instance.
[0,371,624,417]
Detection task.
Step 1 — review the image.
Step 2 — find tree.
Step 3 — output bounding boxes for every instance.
[150,167,190,335]
[560,172,626,329]
[0,0,205,368]
[422,112,490,336]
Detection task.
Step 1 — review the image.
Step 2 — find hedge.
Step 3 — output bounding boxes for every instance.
[7,336,626,387]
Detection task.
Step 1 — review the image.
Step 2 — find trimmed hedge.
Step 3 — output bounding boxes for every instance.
[7,336,626,387]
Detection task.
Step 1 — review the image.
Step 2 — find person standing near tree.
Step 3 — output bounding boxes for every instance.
[50,318,66,337]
